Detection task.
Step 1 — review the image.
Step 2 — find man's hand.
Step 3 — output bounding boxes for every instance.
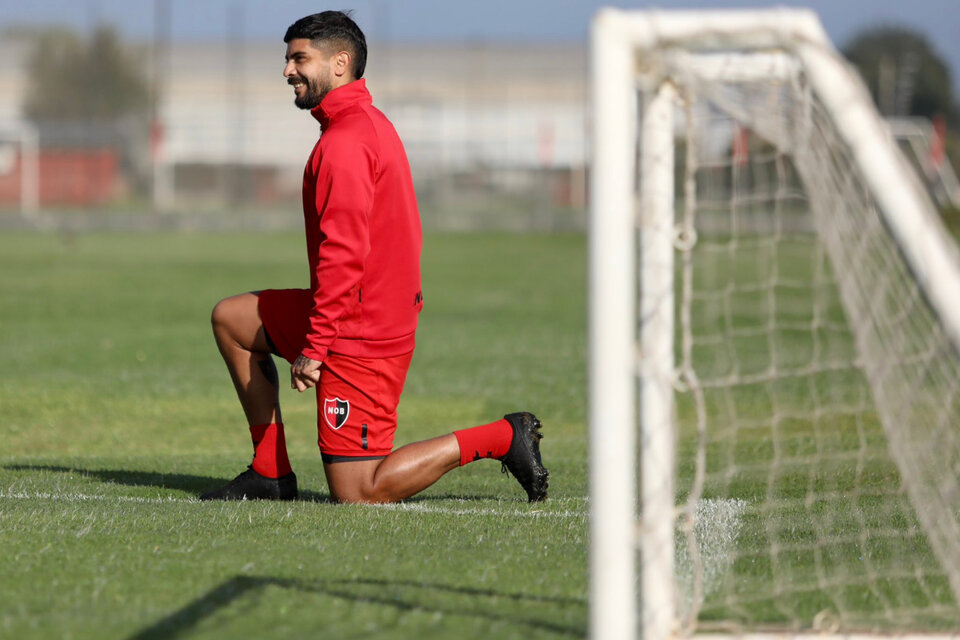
[291,354,322,392]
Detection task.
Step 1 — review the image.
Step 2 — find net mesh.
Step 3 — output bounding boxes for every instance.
[660,49,960,633]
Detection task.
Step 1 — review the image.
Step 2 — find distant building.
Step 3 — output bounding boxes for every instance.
[0,35,588,227]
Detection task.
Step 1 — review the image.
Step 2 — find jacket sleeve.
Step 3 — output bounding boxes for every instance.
[301,130,377,362]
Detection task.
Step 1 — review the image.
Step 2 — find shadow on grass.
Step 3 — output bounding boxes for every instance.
[403,492,516,503]
[127,575,586,639]
[1,464,332,502]
[2,465,515,504]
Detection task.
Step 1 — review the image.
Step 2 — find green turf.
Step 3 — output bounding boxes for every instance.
[2,230,958,638]
[673,234,960,631]
[0,231,587,639]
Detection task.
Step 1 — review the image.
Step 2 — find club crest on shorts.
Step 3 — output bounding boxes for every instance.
[323,397,350,430]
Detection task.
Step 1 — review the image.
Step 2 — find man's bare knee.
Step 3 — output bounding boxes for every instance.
[325,460,397,504]
[211,293,265,352]
[210,298,231,334]
[211,298,242,350]
[329,480,377,504]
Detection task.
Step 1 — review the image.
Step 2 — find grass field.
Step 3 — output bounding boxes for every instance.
[0,231,588,639]
[672,235,960,631]
[3,229,959,638]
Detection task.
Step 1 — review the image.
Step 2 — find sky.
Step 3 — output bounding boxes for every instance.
[2,0,959,91]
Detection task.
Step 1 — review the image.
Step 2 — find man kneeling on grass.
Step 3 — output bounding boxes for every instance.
[200,10,548,504]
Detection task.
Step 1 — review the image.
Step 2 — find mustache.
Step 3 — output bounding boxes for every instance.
[287,77,306,85]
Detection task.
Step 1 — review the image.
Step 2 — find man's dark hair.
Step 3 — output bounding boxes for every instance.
[284,11,367,80]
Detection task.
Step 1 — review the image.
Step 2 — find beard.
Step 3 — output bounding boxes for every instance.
[291,74,332,110]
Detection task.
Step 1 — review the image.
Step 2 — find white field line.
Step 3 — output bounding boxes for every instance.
[675,498,749,612]
[370,498,588,519]
[0,489,589,518]
[0,489,194,505]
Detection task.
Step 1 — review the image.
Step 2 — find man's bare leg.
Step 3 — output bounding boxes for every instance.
[210,292,280,425]
[202,292,296,501]
[323,413,548,504]
[323,434,461,503]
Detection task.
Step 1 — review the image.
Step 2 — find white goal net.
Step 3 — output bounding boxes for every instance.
[588,9,960,640]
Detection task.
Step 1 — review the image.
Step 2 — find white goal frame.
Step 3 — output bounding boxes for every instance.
[588,8,960,640]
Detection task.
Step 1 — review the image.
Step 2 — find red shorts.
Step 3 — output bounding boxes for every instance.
[257,289,413,461]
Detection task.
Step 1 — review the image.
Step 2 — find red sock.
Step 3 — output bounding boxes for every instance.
[249,422,293,478]
[453,419,514,467]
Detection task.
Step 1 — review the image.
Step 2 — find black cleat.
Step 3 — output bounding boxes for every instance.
[500,412,549,502]
[199,466,298,501]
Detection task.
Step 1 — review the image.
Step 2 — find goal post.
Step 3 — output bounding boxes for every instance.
[588,8,960,640]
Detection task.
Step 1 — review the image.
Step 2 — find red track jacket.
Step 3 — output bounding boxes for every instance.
[300,79,423,363]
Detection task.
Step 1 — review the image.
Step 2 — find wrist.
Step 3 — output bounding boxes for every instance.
[300,346,327,363]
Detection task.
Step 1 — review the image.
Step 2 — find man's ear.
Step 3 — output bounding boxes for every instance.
[332,50,352,79]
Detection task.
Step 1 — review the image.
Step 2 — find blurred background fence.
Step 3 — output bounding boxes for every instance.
[0,28,588,231]
[0,2,958,233]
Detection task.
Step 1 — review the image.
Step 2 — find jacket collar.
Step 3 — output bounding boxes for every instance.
[311,78,371,129]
